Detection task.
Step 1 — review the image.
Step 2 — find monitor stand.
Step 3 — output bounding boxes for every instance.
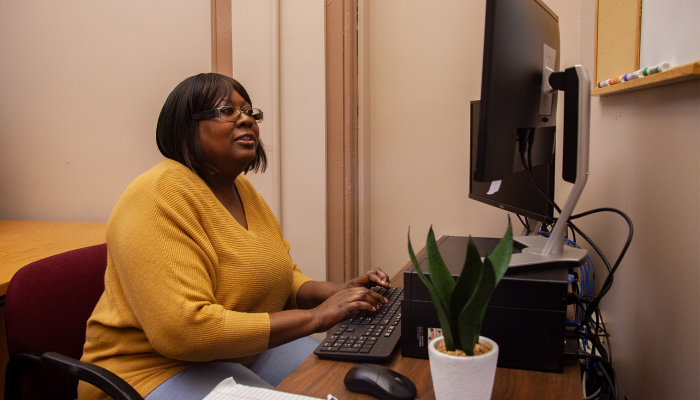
[509,65,591,272]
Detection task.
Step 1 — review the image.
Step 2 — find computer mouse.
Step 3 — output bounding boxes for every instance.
[344,363,417,400]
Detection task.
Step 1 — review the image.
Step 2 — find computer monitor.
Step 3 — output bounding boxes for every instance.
[471,0,591,262]
[470,0,560,226]
[474,0,560,184]
[469,100,555,225]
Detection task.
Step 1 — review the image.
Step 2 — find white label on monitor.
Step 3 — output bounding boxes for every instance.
[487,180,502,195]
[540,43,557,116]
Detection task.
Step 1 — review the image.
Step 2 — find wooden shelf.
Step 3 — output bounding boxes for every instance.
[592,61,700,96]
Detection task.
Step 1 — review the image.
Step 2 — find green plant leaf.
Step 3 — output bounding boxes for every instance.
[425,227,460,349]
[408,229,455,350]
[487,217,513,285]
[457,256,497,356]
[449,237,482,350]
[425,227,456,316]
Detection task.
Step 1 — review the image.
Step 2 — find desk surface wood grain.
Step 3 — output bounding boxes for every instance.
[276,351,581,400]
[0,220,107,296]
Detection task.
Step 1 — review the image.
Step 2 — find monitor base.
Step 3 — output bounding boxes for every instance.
[507,234,587,273]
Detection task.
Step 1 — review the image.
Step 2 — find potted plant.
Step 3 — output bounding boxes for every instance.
[407,219,513,400]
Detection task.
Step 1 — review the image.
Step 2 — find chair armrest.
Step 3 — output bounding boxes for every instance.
[4,351,144,400]
[39,352,144,400]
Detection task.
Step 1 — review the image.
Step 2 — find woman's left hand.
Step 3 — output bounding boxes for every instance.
[344,268,391,290]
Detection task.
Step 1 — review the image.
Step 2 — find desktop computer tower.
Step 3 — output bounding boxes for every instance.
[401,235,571,373]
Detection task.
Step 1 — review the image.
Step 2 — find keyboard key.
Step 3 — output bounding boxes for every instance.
[339,347,361,353]
[314,287,403,362]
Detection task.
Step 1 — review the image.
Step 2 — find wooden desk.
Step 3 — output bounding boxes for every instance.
[0,220,107,399]
[277,252,582,400]
[0,220,107,296]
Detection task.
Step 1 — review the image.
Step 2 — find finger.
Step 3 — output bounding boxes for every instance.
[351,300,378,313]
[374,268,391,286]
[367,290,388,304]
[346,287,380,309]
[365,269,391,288]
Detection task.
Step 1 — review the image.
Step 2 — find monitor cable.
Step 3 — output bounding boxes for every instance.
[518,130,633,400]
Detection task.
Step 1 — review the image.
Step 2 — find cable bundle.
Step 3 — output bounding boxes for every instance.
[515,130,634,400]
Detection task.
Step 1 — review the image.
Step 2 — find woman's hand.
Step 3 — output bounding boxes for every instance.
[312,286,388,332]
[343,268,392,290]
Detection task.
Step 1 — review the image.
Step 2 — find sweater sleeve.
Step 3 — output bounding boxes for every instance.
[107,171,270,362]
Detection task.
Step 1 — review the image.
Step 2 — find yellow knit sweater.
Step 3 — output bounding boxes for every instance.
[78,160,311,400]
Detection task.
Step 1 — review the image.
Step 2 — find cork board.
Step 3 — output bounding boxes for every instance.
[594,0,642,84]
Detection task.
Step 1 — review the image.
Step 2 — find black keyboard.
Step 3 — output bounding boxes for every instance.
[313,286,403,363]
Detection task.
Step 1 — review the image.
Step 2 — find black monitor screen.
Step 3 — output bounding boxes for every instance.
[470,0,560,224]
[469,101,554,224]
[474,0,560,183]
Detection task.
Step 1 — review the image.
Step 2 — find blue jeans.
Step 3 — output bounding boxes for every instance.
[145,336,320,400]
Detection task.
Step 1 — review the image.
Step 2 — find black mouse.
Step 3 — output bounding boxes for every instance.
[344,363,417,400]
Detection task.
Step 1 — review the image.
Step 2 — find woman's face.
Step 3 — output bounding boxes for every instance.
[198,90,260,178]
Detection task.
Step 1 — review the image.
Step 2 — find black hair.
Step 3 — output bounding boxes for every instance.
[156,73,267,178]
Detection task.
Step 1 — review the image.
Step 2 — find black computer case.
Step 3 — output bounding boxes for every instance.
[401,235,571,372]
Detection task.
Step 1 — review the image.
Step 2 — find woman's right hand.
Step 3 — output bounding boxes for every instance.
[312,287,388,332]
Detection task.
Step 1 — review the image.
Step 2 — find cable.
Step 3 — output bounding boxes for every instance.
[516,132,633,400]
[570,208,634,330]
[516,214,530,235]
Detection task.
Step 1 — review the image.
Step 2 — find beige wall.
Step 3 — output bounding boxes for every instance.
[277,2,327,282]
[0,1,210,222]
[367,0,700,398]
[365,0,581,277]
[0,1,328,282]
[578,2,700,398]
[230,0,327,281]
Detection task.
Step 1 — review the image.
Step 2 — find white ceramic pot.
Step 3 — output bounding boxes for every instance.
[428,336,499,400]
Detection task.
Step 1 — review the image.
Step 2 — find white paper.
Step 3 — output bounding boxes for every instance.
[487,180,502,195]
[202,377,325,400]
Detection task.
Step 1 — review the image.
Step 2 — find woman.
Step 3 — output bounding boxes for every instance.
[78,73,390,400]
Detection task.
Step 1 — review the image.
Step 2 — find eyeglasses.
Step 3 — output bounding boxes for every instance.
[192,106,264,123]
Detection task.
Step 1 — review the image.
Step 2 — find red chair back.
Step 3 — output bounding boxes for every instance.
[5,244,108,400]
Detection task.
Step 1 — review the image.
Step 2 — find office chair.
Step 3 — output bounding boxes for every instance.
[4,244,144,400]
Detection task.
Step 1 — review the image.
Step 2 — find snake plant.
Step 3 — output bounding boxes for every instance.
[408,219,513,355]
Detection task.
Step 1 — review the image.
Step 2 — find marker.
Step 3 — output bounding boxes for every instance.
[640,61,671,76]
[327,395,339,400]
[597,62,671,88]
